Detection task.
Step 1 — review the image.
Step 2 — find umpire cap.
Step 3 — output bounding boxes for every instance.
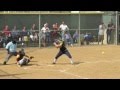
[12,40,17,44]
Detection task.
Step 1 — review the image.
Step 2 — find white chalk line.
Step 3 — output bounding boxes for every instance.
[86,59,120,63]
[22,65,89,79]
[59,70,89,79]
[71,59,120,68]
[46,59,120,79]
[19,59,120,79]
[36,64,55,67]
[23,66,61,72]
[22,60,120,79]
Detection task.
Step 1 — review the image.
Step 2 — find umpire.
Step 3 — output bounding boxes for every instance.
[3,40,17,65]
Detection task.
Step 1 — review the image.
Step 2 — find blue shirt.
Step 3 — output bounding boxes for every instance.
[6,41,17,52]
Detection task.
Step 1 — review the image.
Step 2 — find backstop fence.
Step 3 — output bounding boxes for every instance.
[0,11,119,48]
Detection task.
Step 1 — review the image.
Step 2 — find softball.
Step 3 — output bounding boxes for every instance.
[102,51,104,54]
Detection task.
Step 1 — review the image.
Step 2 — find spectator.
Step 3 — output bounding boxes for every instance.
[98,22,106,45]
[31,24,37,31]
[106,22,115,44]
[0,35,3,48]
[21,26,28,46]
[2,25,12,46]
[11,25,19,40]
[65,31,73,47]
[3,25,11,37]
[59,21,69,41]
[84,33,94,45]
[41,23,50,47]
[52,23,59,40]
[73,30,79,43]
[30,24,38,42]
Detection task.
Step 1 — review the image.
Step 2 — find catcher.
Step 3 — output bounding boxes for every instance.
[53,39,74,64]
[16,48,34,67]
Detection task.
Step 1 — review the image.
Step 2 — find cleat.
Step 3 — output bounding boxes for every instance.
[3,61,6,65]
[52,62,56,64]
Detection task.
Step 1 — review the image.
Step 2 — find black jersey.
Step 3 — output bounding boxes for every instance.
[59,41,67,52]
[17,52,25,62]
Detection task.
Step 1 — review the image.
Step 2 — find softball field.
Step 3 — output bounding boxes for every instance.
[0,45,120,79]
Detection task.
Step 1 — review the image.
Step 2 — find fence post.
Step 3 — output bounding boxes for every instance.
[78,11,81,46]
[115,11,118,45]
[39,14,41,48]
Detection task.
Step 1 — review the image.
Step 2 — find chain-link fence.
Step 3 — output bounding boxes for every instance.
[0,11,119,48]
[0,28,99,48]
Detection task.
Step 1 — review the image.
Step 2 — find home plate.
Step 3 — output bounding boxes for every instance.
[24,67,28,69]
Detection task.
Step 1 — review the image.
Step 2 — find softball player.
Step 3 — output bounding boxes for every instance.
[53,39,74,64]
[16,49,34,67]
